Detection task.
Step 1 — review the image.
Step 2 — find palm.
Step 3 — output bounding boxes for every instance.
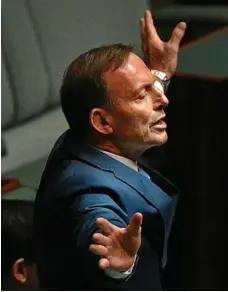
[89,213,142,271]
[104,226,140,270]
[140,10,187,77]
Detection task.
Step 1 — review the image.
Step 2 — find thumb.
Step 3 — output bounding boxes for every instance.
[126,212,143,237]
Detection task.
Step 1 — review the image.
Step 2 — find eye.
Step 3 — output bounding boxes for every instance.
[137,91,148,100]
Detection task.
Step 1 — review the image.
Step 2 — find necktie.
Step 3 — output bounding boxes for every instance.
[138,166,168,268]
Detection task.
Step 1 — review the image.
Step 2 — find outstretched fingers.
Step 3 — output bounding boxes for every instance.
[92,232,111,247]
[144,10,161,45]
[126,213,143,237]
[140,17,146,53]
[169,22,187,49]
[96,217,118,236]
[99,258,110,270]
[89,244,107,257]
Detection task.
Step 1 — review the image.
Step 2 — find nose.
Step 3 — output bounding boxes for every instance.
[152,91,169,110]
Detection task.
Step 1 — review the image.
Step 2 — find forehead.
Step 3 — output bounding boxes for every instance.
[104,53,154,97]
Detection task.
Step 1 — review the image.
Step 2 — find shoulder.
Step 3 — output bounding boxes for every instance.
[58,160,117,193]
[37,155,125,203]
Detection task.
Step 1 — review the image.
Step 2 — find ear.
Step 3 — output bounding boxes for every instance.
[89,108,113,135]
[13,258,27,283]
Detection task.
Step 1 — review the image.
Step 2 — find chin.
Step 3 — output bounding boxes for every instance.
[159,132,168,144]
[148,132,168,147]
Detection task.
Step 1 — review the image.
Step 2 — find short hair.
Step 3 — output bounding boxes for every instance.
[60,43,133,140]
[1,200,35,281]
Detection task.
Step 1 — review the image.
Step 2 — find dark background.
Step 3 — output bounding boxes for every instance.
[142,76,228,290]
[142,2,228,286]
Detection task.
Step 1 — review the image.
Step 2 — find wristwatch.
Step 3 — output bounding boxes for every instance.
[151,70,171,93]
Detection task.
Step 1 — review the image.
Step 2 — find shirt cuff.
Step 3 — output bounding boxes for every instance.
[103,255,138,280]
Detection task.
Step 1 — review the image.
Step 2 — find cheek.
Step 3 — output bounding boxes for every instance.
[128,112,152,138]
[134,108,153,129]
[133,109,154,138]
[135,100,154,123]
[112,102,153,135]
[113,115,140,139]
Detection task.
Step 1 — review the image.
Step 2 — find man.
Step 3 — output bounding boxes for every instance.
[34,10,186,290]
[1,199,39,290]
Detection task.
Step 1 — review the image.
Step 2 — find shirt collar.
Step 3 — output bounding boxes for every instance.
[90,145,138,172]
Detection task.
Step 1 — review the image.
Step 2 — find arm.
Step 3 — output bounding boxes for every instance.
[71,193,161,290]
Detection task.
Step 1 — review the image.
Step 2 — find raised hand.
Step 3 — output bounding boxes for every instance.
[140,10,187,77]
[89,213,143,271]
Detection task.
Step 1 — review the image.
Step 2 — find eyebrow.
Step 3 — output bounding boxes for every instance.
[133,82,153,96]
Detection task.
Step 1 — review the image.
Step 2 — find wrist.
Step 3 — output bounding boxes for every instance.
[119,254,138,273]
[153,69,173,78]
[103,255,138,280]
[147,63,173,78]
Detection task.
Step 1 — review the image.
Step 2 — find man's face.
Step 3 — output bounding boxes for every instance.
[104,53,169,153]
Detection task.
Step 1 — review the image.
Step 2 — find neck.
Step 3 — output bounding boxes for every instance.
[90,137,147,161]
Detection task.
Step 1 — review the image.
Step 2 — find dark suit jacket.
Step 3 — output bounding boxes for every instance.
[34,130,178,291]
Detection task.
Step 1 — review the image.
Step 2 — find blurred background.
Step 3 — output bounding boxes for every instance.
[1,0,228,290]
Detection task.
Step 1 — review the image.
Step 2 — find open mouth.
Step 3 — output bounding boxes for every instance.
[150,116,167,129]
[151,115,166,125]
